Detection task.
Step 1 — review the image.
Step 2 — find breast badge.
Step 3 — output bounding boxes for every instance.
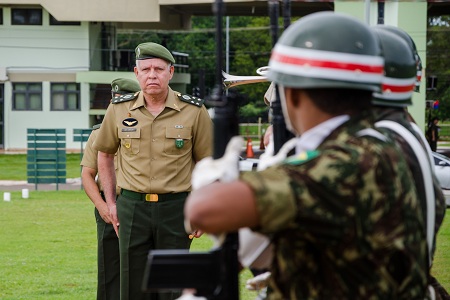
[175,139,184,149]
[122,118,138,127]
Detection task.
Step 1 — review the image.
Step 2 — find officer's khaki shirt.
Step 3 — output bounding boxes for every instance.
[93,87,213,194]
[80,129,99,172]
[80,128,121,194]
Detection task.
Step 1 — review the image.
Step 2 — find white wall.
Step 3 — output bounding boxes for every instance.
[0,7,90,71]
[0,6,93,150]
[4,81,90,150]
[334,2,427,132]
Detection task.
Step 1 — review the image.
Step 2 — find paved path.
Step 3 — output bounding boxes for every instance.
[0,178,82,192]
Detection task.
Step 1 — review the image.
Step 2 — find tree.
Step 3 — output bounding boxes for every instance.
[117,16,283,122]
[426,16,450,121]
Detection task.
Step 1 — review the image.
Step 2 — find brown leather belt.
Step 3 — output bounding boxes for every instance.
[120,189,188,202]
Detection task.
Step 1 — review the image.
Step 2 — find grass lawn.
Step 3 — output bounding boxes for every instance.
[0,191,449,299]
[1,154,449,298]
[0,190,258,300]
[0,153,82,181]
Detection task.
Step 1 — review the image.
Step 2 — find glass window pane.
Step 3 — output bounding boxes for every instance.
[52,94,65,110]
[29,10,42,25]
[29,95,42,110]
[14,83,26,91]
[67,94,79,110]
[14,95,26,110]
[12,9,42,25]
[29,83,42,91]
[12,9,26,25]
[51,84,65,92]
[67,83,78,91]
[49,14,80,26]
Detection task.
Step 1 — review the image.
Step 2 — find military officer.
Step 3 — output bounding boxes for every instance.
[185,12,429,299]
[110,78,141,100]
[94,42,213,300]
[81,78,140,300]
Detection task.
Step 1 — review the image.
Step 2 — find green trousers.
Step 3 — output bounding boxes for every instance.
[117,191,192,300]
[95,208,120,300]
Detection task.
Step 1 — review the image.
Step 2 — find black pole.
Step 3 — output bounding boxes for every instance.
[207,1,240,298]
[377,1,385,24]
[283,0,291,29]
[269,0,293,154]
[269,0,279,48]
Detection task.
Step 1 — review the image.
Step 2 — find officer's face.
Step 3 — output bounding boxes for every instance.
[134,58,174,96]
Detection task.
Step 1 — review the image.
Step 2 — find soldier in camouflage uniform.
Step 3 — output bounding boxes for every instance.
[371,26,448,300]
[185,12,429,299]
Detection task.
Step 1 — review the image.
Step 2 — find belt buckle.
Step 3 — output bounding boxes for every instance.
[145,194,158,202]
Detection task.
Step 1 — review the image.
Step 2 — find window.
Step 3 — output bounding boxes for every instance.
[11,8,42,25]
[51,83,80,111]
[49,14,80,26]
[13,83,42,111]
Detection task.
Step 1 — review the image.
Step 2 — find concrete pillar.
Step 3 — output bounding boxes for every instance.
[335,1,428,132]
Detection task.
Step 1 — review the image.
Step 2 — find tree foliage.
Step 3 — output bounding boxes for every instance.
[426,16,450,122]
[117,16,277,122]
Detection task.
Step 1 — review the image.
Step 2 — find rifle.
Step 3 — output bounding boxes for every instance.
[142,0,241,299]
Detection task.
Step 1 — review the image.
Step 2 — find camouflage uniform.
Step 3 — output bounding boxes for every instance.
[373,107,447,300]
[241,114,429,299]
[374,107,446,255]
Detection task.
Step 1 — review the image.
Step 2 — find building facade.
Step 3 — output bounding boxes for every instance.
[0,0,439,150]
[0,1,191,150]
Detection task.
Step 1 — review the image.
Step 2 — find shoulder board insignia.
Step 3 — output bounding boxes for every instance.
[284,150,320,166]
[177,93,205,107]
[112,92,139,104]
[92,123,101,130]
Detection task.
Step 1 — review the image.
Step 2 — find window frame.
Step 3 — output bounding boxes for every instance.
[49,14,80,26]
[11,8,42,25]
[12,83,43,111]
[50,82,81,111]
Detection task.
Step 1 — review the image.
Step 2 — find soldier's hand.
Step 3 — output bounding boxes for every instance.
[257,137,297,171]
[246,271,272,291]
[191,136,243,189]
[175,290,207,300]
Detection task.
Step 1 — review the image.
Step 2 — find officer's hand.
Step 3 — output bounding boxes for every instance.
[108,203,119,237]
[257,137,297,171]
[98,202,112,224]
[191,136,243,190]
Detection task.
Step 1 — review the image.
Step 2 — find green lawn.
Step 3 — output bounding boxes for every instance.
[0,190,257,300]
[0,154,449,298]
[0,191,449,299]
[0,153,82,181]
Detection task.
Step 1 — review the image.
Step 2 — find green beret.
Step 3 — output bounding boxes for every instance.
[111,78,141,94]
[135,42,175,64]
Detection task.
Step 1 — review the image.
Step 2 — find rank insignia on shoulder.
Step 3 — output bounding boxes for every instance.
[112,92,139,104]
[284,150,320,165]
[92,123,102,130]
[177,93,205,107]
